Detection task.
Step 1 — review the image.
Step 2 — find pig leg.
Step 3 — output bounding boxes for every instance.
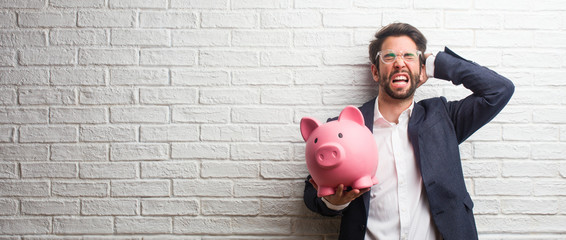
[317,186,336,197]
[351,175,375,189]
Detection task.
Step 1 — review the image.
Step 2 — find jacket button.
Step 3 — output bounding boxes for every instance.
[360,225,366,231]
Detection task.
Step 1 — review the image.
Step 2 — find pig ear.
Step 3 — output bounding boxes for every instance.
[338,105,365,126]
[300,117,321,141]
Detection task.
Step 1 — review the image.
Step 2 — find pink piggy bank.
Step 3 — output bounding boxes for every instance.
[301,105,378,197]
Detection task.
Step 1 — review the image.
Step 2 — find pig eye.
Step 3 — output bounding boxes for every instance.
[338,133,343,138]
[314,138,318,143]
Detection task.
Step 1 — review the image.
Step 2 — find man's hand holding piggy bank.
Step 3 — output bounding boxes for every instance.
[301,106,379,198]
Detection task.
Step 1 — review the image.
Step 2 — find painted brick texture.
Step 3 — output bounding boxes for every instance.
[0,0,565,239]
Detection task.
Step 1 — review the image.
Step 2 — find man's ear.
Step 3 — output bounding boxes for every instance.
[371,64,379,83]
[417,64,428,87]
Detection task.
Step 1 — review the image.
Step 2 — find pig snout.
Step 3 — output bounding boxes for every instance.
[315,144,344,169]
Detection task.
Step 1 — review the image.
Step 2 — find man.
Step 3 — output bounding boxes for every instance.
[303,23,514,240]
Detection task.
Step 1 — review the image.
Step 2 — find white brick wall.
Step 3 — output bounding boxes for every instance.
[0,0,565,239]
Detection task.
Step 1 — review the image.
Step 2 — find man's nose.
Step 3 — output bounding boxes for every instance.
[393,57,406,68]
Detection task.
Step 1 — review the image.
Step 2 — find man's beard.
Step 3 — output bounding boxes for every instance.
[379,70,420,100]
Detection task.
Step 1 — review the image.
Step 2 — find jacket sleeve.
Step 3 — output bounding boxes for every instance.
[303,175,344,217]
[433,47,515,143]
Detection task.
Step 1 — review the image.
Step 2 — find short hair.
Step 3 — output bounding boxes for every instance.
[369,22,427,67]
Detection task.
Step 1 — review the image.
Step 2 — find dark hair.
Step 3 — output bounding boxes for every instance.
[369,22,427,67]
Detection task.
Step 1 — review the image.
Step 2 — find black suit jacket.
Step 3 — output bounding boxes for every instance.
[303,48,515,240]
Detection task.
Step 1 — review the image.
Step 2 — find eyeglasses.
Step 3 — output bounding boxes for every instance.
[376,49,422,64]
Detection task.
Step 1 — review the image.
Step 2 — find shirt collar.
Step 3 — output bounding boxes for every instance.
[373,97,415,125]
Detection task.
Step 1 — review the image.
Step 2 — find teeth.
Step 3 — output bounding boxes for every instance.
[394,75,408,81]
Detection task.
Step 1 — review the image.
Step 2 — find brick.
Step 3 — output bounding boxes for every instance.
[172,70,229,86]
[174,217,231,234]
[0,88,16,105]
[534,71,566,86]
[261,50,319,67]
[19,125,77,143]
[510,88,566,105]
[0,30,46,47]
[231,143,292,161]
[531,143,566,160]
[0,198,17,215]
[141,161,198,179]
[475,0,531,10]
[140,125,199,142]
[475,179,532,196]
[0,144,48,161]
[172,106,230,123]
[141,87,196,105]
[261,11,321,28]
[54,217,113,234]
[503,124,559,141]
[533,108,566,124]
[50,107,107,124]
[260,125,301,142]
[0,69,49,86]
[294,30,351,47]
[382,10,441,28]
[79,162,137,179]
[172,143,229,159]
[0,180,49,197]
[50,29,108,46]
[173,180,232,197]
[200,50,258,67]
[82,199,138,216]
[473,142,530,159]
[232,70,292,85]
[19,48,76,66]
[476,215,566,233]
[466,124,502,141]
[233,30,291,47]
[111,29,170,46]
[171,0,228,9]
[50,68,105,86]
[202,12,257,28]
[415,0,472,9]
[476,30,532,48]
[0,217,50,234]
[0,49,16,67]
[80,87,135,105]
[109,0,167,9]
[201,161,258,178]
[202,199,259,216]
[261,199,309,216]
[52,181,108,197]
[110,68,169,86]
[0,12,16,27]
[232,0,289,9]
[142,199,199,215]
[232,217,291,235]
[261,88,321,105]
[535,31,566,48]
[21,162,77,178]
[422,29,474,47]
[19,88,76,105]
[234,180,294,197]
[445,12,501,29]
[501,198,558,214]
[50,144,108,161]
[505,13,561,30]
[322,48,370,66]
[18,11,76,27]
[261,162,308,179]
[140,11,197,28]
[50,0,105,8]
[21,199,79,215]
[296,0,350,8]
[141,49,196,66]
[462,161,499,178]
[0,163,18,178]
[323,12,381,27]
[172,30,230,47]
[534,180,566,196]
[79,48,138,65]
[78,10,136,27]
[294,218,340,235]
[110,106,168,123]
[112,180,170,197]
[201,125,258,142]
[110,143,169,161]
[232,107,292,124]
[503,51,561,68]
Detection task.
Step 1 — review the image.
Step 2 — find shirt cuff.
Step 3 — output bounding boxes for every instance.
[321,197,350,211]
[425,53,436,78]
